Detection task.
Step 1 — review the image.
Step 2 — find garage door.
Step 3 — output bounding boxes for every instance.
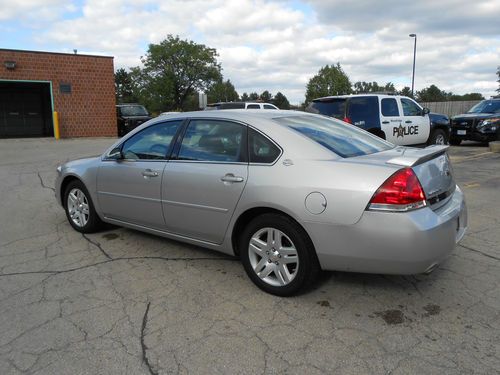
[0,81,53,138]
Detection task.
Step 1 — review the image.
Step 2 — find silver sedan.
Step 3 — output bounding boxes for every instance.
[55,110,467,296]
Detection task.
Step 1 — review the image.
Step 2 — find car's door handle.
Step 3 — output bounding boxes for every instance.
[142,169,159,177]
[221,173,244,183]
[405,120,412,124]
[382,121,390,124]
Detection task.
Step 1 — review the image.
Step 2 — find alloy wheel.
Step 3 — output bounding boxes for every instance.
[67,188,90,227]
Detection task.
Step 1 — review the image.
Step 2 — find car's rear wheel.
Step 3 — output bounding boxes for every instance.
[239,213,320,296]
[64,180,104,233]
[449,138,462,146]
[428,129,448,145]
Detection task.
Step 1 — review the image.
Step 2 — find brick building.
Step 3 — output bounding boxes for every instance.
[0,48,116,138]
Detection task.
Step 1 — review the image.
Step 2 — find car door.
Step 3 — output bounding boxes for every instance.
[380,97,405,145]
[97,120,183,229]
[399,98,430,144]
[162,119,248,244]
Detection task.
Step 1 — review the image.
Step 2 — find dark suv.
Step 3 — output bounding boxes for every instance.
[116,104,152,136]
[450,99,500,145]
[306,94,450,146]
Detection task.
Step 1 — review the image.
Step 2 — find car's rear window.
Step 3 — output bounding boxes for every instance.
[275,115,394,158]
[307,99,346,118]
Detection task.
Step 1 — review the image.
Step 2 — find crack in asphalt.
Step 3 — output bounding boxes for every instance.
[0,255,238,278]
[37,172,55,192]
[82,234,113,260]
[141,302,158,375]
[460,244,500,261]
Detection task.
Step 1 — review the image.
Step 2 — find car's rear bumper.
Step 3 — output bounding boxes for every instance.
[306,186,467,275]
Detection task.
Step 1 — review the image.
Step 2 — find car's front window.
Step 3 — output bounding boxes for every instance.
[468,100,500,114]
[121,121,182,160]
[120,105,149,116]
[401,98,422,116]
[275,115,394,158]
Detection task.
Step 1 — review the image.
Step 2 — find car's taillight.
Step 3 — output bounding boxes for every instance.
[343,116,352,124]
[367,168,427,212]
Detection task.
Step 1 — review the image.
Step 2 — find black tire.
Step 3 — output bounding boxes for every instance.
[239,213,320,296]
[427,129,448,145]
[64,180,104,233]
[449,138,462,146]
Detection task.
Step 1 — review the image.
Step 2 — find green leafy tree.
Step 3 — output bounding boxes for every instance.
[399,86,413,97]
[249,92,259,101]
[207,79,239,103]
[449,93,484,101]
[115,68,137,103]
[416,85,449,102]
[130,35,222,112]
[353,81,396,94]
[305,63,352,104]
[260,90,273,102]
[240,92,250,101]
[272,92,290,109]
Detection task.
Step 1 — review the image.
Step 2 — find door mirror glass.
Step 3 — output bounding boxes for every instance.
[108,147,123,160]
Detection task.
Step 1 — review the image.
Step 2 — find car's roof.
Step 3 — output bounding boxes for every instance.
[156,109,305,123]
[313,94,402,101]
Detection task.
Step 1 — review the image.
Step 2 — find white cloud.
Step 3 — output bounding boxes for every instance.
[3,0,499,103]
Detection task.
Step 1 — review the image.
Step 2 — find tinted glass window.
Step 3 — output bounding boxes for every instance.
[381,98,400,116]
[401,98,422,116]
[119,105,148,116]
[307,99,346,118]
[122,121,182,160]
[249,129,281,163]
[247,104,260,109]
[347,96,379,127]
[219,103,245,109]
[178,120,245,162]
[275,115,394,158]
[263,104,277,109]
[467,100,500,114]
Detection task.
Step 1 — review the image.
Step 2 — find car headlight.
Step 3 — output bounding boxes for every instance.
[477,118,499,132]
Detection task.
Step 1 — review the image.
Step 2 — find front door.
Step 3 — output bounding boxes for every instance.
[162,119,248,244]
[97,120,182,229]
[399,98,430,144]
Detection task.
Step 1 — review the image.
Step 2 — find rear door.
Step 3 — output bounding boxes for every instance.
[346,96,379,131]
[162,119,248,244]
[399,98,430,144]
[380,97,405,144]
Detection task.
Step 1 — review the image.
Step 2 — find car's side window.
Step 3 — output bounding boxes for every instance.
[246,104,260,109]
[401,98,422,116]
[381,98,400,116]
[177,120,245,162]
[121,121,182,160]
[248,128,281,164]
[263,104,276,109]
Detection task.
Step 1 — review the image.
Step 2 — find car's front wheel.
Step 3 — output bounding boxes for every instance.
[428,129,448,145]
[240,213,320,296]
[64,180,104,233]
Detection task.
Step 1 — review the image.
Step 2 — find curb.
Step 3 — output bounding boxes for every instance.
[489,141,500,153]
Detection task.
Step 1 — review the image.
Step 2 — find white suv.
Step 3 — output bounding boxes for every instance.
[205,102,279,110]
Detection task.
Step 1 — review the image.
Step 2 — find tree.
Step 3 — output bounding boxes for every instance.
[399,86,413,97]
[449,93,484,101]
[207,79,239,103]
[305,63,352,104]
[497,66,500,93]
[131,35,222,111]
[416,84,449,102]
[115,68,137,103]
[272,92,290,109]
[260,90,272,102]
[353,81,396,94]
[240,92,250,102]
[249,92,259,100]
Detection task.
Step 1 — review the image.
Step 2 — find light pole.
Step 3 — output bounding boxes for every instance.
[409,33,417,97]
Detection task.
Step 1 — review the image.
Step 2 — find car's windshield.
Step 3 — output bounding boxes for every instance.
[120,105,149,116]
[467,100,500,114]
[275,115,394,158]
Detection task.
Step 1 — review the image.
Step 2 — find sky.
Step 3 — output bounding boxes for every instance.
[1,0,499,104]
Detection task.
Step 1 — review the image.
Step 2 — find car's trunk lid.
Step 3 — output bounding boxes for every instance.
[350,145,455,209]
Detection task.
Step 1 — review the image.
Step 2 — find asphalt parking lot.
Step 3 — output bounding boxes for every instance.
[0,138,499,374]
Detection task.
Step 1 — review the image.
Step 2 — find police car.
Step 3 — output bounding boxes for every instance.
[306,94,449,146]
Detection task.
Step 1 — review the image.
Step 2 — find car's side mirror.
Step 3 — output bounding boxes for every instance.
[422,107,430,116]
[108,147,123,160]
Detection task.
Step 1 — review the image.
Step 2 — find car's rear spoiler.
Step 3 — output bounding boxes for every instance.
[386,145,449,167]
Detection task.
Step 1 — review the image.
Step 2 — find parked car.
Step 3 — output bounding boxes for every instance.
[116,103,152,136]
[55,110,467,296]
[450,98,500,145]
[305,94,450,146]
[205,102,279,110]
